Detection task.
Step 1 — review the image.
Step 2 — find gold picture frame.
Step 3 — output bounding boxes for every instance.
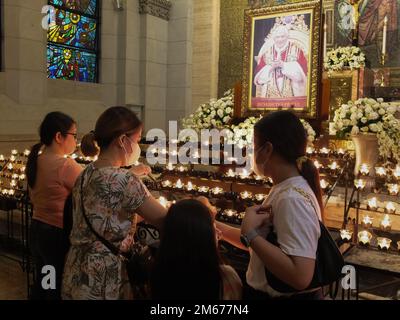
[241,0,322,119]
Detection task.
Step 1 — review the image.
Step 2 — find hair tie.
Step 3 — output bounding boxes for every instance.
[296,156,309,171]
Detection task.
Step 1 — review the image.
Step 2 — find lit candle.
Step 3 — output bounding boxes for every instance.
[359,164,370,176]
[2,189,8,195]
[177,165,187,173]
[12,174,19,180]
[255,194,266,202]
[20,166,26,173]
[186,181,196,191]
[238,212,246,220]
[166,163,175,171]
[198,186,209,194]
[10,155,16,162]
[306,147,315,155]
[382,16,388,56]
[367,197,378,210]
[328,161,339,171]
[375,167,386,177]
[254,175,264,181]
[358,231,372,245]
[240,191,253,200]
[161,180,172,188]
[0,155,4,161]
[224,209,237,217]
[225,169,236,178]
[7,163,13,170]
[320,147,330,155]
[388,184,399,195]
[354,179,366,190]
[323,23,327,58]
[377,237,391,250]
[212,187,224,195]
[23,149,30,156]
[337,148,345,155]
[174,179,184,189]
[362,215,373,228]
[10,180,17,188]
[320,179,329,190]
[393,166,400,179]
[385,202,396,214]
[19,174,26,181]
[11,150,18,155]
[9,189,15,196]
[313,160,322,169]
[340,229,353,242]
[380,214,391,231]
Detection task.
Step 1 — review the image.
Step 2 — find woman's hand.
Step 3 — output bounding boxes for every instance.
[241,204,273,235]
[130,164,152,176]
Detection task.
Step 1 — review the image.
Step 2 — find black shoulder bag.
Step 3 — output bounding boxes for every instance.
[79,171,154,298]
[264,187,344,294]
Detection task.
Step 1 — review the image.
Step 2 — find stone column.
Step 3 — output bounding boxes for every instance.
[166,0,193,128]
[3,0,47,105]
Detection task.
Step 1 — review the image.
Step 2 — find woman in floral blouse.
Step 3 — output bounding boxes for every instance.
[62,107,166,300]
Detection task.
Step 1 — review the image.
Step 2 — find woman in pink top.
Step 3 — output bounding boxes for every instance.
[27,112,83,300]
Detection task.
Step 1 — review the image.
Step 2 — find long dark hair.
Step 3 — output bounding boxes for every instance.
[26,112,76,189]
[80,106,143,157]
[254,111,324,218]
[150,200,222,300]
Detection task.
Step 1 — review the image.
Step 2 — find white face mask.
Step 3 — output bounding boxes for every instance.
[252,143,268,177]
[122,136,141,166]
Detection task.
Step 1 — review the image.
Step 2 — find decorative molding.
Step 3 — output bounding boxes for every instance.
[139,0,172,21]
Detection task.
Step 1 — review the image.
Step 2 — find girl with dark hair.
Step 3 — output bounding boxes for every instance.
[27,112,82,300]
[151,199,242,300]
[62,106,167,300]
[240,110,324,299]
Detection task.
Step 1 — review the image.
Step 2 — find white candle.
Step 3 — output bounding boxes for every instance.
[224,209,237,217]
[162,180,172,188]
[0,155,4,161]
[375,166,386,177]
[320,147,330,155]
[382,16,388,55]
[362,215,373,228]
[328,161,339,171]
[198,186,209,193]
[166,163,175,171]
[11,149,18,155]
[255,194,266,201]
[23,149,30,156]
[358,231,372,245]
[226,169,236,178]
[313,160,322,169]
[388,183,399,195]
[359,163,370,176]
[240,191,253,200]
[380,214,391,231]
[354,179,366,190]
[212,187,224,195]
[377,237,391,250]
[306,147,314,155]
[177,165,187,172]
[393,165,400,179]
[340,230,353,241]
[174,179,184,189]
[367,197,378,210]
[320,179,329,190]
[385,202,396,214]
[337,148,345,155]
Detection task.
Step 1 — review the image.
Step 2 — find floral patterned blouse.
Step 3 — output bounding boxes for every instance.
[62,163,151,300]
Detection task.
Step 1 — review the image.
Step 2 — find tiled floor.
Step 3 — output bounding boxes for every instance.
[0,254,27,300]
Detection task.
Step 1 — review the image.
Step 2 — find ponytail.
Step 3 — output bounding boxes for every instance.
[26,142,43,189]
[80,131,100,157]
[298,157,325,222]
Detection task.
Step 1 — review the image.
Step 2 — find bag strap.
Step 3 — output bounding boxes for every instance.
[290,186,320,221]
[80,168,127,259]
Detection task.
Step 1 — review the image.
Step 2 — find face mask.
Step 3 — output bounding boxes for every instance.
[122,136,141,166]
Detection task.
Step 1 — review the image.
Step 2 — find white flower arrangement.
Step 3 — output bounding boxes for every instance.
[182,90,316,148]
[324,46,366,72]
[331,98,400,162]
[182,89,234,130]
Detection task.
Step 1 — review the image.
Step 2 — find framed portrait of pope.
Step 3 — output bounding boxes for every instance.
[241,0,322,119]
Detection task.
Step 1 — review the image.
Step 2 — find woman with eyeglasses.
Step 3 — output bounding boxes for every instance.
[62,106,167,300]
[27,112,83,300]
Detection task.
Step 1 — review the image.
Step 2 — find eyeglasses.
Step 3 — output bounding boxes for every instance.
[65,133,78,140]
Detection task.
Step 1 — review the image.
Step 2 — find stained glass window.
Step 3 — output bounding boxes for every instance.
[47,0,99,83]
